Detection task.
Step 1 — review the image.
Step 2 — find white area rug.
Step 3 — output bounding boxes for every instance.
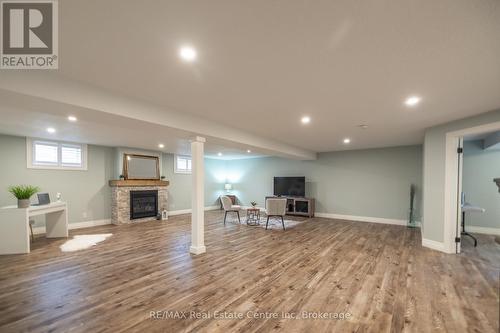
[60,234,112,252]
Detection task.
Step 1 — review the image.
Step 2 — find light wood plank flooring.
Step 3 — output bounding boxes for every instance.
[0,211,498,333]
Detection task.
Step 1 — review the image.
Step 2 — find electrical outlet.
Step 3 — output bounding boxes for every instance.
[82,212,88,218]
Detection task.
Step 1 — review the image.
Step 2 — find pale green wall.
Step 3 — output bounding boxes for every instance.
[462,140,500,229]
[0,135,227,225]
[161,154,226,210]
[113,147,224,210]
[422,109,500,242]
[0,134,114,224]
[225,145,423,221]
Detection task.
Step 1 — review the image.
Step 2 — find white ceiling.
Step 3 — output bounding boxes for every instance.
[1,0,500,157]
[0,89,268,159]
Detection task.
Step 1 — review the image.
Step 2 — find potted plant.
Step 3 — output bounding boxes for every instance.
[250,201,257,208]
[8,185,40,208]
[119,174,125,180]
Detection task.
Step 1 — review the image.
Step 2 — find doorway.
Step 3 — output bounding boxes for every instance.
[444,122,500,254]
[460,133,500,253]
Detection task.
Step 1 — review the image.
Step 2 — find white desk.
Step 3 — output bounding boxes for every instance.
[0,202,68,254]
[461,202,485,247]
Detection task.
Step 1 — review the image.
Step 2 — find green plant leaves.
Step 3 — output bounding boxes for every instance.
[8,185,41,200]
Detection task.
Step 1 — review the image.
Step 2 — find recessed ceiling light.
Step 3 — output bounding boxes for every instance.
[46,127,56,133]
[158,144,164,148]
[404,96,421,107]
[179,46,197,62]
[301,116,311,124]
[217,152,223,156]
[68,115,77,122]
[246,149,251,153]
[343,138,351,144]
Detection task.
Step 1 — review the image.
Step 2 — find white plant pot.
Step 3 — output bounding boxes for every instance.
[17,199,30,208]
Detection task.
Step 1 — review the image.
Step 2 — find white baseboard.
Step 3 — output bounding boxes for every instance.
[168,205,220,216]
[33,206,221,234]
[466,226,500,235]
[33,219,111,235]
[315,212,421,227]
[422,238,446,252]
[189,245,206,255]
[238,209,422,228]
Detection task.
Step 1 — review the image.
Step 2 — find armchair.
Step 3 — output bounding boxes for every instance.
[265,198,287,230]
[221,195,241,224]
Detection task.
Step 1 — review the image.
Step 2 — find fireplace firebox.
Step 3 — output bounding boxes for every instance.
[130,190,158,220]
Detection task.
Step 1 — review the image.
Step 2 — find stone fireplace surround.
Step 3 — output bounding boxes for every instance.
[109,180,169,225]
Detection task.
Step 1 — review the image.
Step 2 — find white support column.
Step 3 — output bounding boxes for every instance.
[190,136,206,255]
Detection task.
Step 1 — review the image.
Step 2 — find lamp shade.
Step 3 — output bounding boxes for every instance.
[224,183,232,191]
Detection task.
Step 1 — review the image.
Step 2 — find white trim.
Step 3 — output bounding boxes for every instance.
[315,212,421,227]
[238,209,422,227]
[168,205,219,216]
[443,135,462,254]
[32,219,111,235]
[190,138,205,255]
[446,121,500,138]
[444,121,500,254]
[466,226,500,236]
[168,208,192,216]
[422,238,447,252]
[32,206,222,233]
[26,138,88,171]
[189,245,206,255]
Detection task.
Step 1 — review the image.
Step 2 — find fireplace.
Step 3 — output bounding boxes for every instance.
[109,180,168,225]
[130,190,158,220]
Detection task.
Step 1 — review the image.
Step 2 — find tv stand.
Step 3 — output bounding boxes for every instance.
[265,196,315,218]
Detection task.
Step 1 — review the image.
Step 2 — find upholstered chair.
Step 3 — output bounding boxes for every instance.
[265,198,287,230]
[221,195,241,224]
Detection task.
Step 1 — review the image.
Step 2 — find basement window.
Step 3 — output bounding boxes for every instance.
[174,155,192,174]
[27,138,88,170]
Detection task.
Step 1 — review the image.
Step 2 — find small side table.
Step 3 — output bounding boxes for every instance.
[246,208,260,226]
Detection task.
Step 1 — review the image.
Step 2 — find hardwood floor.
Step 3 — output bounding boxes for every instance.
[0,211,498,333]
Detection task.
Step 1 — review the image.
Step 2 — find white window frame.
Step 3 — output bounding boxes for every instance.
[174,154,192,174]
[27,138,88,170]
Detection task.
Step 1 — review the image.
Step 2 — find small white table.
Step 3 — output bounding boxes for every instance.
[0,202,68,254]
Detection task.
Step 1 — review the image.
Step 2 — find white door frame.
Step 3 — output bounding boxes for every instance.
[443,121,500,253]
[455,136,463,254]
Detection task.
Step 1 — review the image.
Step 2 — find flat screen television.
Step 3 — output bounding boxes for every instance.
[273,177,305,197]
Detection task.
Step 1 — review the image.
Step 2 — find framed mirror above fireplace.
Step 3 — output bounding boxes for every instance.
[123,154,160,180]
